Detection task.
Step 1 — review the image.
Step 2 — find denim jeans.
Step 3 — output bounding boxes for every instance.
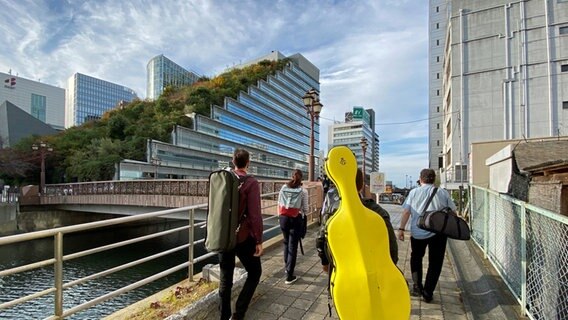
[279,215,302,277]
[218,237,262,320]
[410,233,448,296]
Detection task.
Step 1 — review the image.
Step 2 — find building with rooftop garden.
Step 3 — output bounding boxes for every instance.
[146,54,201,100]
[117,51,321,181]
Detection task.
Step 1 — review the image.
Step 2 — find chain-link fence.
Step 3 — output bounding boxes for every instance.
[471,185,568,320]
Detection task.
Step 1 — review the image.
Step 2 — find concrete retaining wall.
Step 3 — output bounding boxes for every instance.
[0,203,18,236]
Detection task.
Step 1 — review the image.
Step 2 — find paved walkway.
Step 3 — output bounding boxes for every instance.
[244,204,469,320]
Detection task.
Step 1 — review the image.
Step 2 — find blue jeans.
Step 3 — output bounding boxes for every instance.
[279,215,302,277]
[218,237,262,320]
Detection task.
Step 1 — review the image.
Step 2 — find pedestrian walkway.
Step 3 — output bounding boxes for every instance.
[244,204,468,320]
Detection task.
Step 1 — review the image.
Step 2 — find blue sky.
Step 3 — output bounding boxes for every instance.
[0,0,429,188]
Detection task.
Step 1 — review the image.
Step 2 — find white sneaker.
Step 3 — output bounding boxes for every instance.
[285,275,298,284]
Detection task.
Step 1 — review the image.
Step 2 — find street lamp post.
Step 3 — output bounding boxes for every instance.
[151,156,162,179]
[32,141,53,195]
[302,88,323,182]
[360,137,368,184]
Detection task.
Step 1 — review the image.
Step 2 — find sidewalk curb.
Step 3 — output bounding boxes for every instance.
[448,239,525,320]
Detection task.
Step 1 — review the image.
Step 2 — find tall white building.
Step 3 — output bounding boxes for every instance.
[437,0,568,188]
[327,107,380,182]
[428,0,449,171]
[0,72,65,130]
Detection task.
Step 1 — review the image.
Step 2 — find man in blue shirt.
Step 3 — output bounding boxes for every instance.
[398,169,457,303]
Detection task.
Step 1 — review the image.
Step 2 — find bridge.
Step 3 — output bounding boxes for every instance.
[1,182,566,319]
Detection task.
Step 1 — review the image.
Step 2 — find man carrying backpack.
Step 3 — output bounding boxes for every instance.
[218,148,263,320]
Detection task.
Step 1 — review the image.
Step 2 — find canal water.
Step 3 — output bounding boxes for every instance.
[0,219,212,319]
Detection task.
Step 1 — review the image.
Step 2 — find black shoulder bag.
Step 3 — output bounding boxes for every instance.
[417,187,471,241]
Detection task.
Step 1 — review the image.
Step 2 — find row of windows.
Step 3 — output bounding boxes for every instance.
[289,64,320,91]
[226,101,309,140]
[173,128,309,171]
[196,118,308,162]
[240,93,308,136]
[215,112,310,154]
[250,84,310,127]
[31,93,46,122]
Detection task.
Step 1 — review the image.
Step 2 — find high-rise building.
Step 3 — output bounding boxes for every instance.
[118,51,321,181]
[146,54,200,100]
[327,107,380,181]
[65,73,137,128]
[439,0,568,188]
[428,0,449,171]
[0,71,65,130]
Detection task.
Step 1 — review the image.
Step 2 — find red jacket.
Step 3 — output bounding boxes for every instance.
[236,172,263,244]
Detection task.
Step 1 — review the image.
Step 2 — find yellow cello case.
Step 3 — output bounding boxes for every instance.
[325,146,410,319]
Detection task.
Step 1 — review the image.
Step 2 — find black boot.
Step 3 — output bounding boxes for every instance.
[411,272,423,297]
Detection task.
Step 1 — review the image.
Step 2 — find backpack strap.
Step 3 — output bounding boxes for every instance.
[420,187,438,214]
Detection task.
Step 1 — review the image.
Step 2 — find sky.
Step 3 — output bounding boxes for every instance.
[0,0,429,188]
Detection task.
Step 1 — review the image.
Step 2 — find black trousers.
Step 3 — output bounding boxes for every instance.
[218,237,262,320]
[410,233,447,296]
[279,215,302,277]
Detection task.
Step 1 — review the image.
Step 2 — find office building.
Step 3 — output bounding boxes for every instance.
[428,0,449,171]
[146,54,200,100]
[0,71,65,130]
[438,0,568,188]
[65,73,137,128]
[327,106,380,181]
[118,51,321,180]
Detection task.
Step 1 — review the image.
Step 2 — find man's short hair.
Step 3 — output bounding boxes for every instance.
[420,169,436,184]
[233,148,250,169]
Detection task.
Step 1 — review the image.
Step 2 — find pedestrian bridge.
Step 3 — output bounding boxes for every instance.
[2,184,567,319]
[21,179,323,217]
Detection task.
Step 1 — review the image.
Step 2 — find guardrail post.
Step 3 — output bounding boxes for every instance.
[520,203,527,316]
[483,188,489,259]
[189,208,195,282]
[54,232,64,318]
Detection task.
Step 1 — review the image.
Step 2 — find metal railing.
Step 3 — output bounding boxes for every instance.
[0,185,321,319]
[470,185,568,320]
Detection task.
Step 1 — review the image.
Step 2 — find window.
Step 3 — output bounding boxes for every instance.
[437,123,440,129]
[436,23,439,29]
[437,106,440,112]
[437,73,440,79]
[437,140,440,146]
[30,93,46,122]
[436,6,439,12]
[560,26,568,35]
[436,39,440,46]
[562,64,568,72]
[563,101,568,109]
[437,56,440,62]
[437,89,440,96]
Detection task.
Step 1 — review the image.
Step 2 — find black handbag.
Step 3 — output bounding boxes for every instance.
[417,188,471,241]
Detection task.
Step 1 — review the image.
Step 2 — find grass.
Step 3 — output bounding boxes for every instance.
[127,278,218,319]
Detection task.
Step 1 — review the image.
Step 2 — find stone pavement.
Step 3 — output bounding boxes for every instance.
[244,204,469,320]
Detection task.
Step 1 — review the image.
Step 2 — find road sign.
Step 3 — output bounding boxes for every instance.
[370,172,385,194]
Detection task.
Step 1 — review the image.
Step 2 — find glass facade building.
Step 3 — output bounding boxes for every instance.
[146,54,200,100]
[328,107,380,181]
[117,52,321,181]
[65,73,137,128]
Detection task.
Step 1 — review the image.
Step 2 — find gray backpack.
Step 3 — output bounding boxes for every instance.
[205,169,249,252]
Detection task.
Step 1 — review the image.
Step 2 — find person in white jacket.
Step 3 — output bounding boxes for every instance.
[278,169,309,284]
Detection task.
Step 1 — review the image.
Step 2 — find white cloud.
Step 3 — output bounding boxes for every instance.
[0,0,429,187]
